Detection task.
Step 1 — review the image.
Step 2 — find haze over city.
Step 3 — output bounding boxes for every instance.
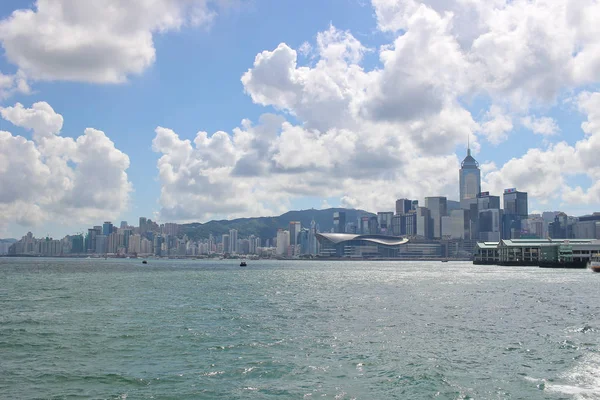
[1,0,600,239]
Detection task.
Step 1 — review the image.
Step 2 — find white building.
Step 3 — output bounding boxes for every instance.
[276,230,290,255]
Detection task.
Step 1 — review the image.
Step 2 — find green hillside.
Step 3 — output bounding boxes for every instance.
[179,208,374,241]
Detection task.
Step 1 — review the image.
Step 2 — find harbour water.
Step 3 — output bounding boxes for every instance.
[1,258,599,399]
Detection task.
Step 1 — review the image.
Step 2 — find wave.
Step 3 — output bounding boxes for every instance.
[546,352,600,399]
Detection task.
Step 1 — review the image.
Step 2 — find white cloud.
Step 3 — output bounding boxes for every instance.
[152,1,600,220]
[478,105,513,145]
[0,70,30,99]
[0,0,219,84]
[482,90,600,206]
[0,102,132,230]
[521,116,560,136]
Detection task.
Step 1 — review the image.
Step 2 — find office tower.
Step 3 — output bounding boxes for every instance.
[333,212,346,233]
[95,235,108,254]
[164,223,179,237]
[396,199,412,215]
[377,212,394,234]
[403,212,417,236]
[459,144,481,206]
[503,188,528,217]
[228,229,238,253]
[102,221,113,236]
[359,216,370,234]
[411,200,419,211]
[477,192,500,210]
[425,197,447,239]
[502,188,528,239]
[289,221,301,246]
[416,207,432,239]
[120,221,128,229]
[477,192,502,241]
[153,235,163,256]
[368,216,379,235]
[139,217,147,234]
[276,229,290,255]
[222,234,230,253]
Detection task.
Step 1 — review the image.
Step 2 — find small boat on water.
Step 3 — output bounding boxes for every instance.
[142,260,148,264]
[588,253,600,272]
[240,261,247,267]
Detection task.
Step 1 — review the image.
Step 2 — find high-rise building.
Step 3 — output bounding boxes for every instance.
[228,229,238,253]
[333,212,346,233]
[377,212,394,234]
[276,229,290,255]
[425,197,447,239]
[102,221,113,236]
[503,188,528,217]
[222,234,230,254]
[395,199,412,215]
[120,221,128,229]
[459,144,481,207]
[416,207,432,239]
[289,222,301,246]
[368,216,379,235]
[477,192,502,241]
[139,217,148,234]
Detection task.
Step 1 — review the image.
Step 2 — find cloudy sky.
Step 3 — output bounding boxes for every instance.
[1,0,600,238]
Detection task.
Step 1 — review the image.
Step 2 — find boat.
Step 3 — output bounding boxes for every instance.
[142,260,148,264]
[441,259,449,263]
[240,261,247,267]
[588,253,600,272]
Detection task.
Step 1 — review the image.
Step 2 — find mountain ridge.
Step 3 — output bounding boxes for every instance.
[179,208,375,241]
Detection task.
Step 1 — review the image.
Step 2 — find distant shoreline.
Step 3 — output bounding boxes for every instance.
[0,254,472,262]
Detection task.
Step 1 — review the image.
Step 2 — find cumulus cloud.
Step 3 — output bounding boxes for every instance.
[482,91,600,205]
[521,116,560,136]
[0,0,220,84]
[155,1,600,220]
[0,102,132,230]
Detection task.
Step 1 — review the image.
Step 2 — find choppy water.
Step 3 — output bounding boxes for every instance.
[1,258,599,399]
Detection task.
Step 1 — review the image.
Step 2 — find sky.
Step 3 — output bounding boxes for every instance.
[1,0,600,239]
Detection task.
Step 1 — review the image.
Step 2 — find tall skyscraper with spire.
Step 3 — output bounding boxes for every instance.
[459,141,481,206]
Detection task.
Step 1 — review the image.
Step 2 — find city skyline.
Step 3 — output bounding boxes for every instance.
[2,1,600,238]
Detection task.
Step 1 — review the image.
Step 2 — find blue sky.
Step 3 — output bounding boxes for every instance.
[1,0,600,238]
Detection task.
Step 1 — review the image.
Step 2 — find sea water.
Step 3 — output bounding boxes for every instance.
[1,258,599,399]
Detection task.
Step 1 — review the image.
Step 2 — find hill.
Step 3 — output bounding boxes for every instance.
[179,208,374,241]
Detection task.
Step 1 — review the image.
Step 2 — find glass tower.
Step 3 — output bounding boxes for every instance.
[459,146,481,203]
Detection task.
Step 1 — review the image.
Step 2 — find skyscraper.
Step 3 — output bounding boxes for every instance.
[425,197,447,239]
[395,199,412,215]
[333,212,346,233]
[502,188,528,239]
[228,229,238,253]
[503,188,528,217]
[102,221,113,236]
[459,144,481,207]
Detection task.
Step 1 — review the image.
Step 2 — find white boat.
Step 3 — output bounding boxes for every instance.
[588,253,600,272]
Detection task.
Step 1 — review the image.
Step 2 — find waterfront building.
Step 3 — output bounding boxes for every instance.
[289,221,301,247]
[222,234,230,254]
[70,235,84,254]
[333,212,346,233]
[368,216,379,235]
[425,197,447,239]
[276,229,290,255]
[474,238,600,265]
[102,222,113,236]
[377,212,394,235]
[164,223,179,237]
[395,199,412,215]
[404,212,417,236]
[502,188,528,239]
[459,144,481,207]
[416,207,432,239]
[316,233,409,258]
[359,216,370,235]
[139,217,148,234]
[95,235,107,254]
[229,229,239,253]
